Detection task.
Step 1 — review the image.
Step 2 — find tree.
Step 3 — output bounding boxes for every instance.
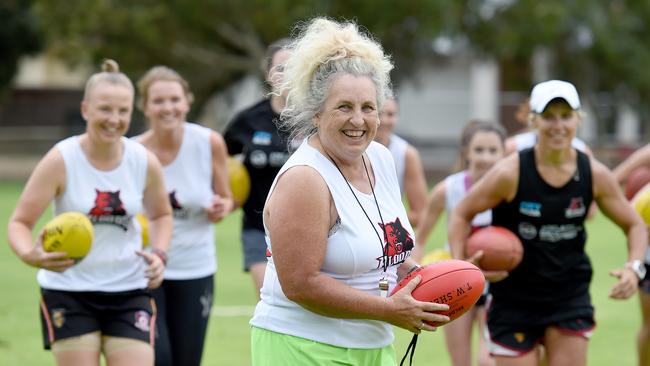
[0,0,43,97]
[32,0,650,120]
[33,0,446,118]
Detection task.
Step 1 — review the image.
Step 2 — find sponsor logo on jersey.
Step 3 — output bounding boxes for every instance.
[518,222,537,240]
[376,217,414,269]
[539,224,582,242]
[565,197,586,218]
[252,131,272,146]
[169,190,190,219]
[519,201,542,217]
[88,189,130,230]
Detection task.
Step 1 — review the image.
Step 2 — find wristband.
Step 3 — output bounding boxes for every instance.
[407,264,422,275]
[152,248,168,266]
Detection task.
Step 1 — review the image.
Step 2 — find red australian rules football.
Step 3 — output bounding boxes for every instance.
[390,260,485,326]
[466,226,523,271]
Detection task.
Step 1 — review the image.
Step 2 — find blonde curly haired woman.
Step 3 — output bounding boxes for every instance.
[249,18,449,365]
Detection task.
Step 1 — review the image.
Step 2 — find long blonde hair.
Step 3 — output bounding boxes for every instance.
[278,17,393,143]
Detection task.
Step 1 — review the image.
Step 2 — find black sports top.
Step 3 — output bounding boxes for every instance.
[224,99,291,230]
[490,147,593,305]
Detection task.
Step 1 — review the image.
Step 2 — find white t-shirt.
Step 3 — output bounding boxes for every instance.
[38,136,149,292]
[250,139,414,349]
[161,122,216,280]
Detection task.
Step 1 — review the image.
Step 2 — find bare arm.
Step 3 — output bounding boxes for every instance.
[138,151,173,288]
[403,145,428,227]
[448,156,518,282]
[7,148,74,271]
[265,166,449,332]
[206,131,234,222]
[504,136,519,156]
[448,156,518,259]
[412,181,446,263]
[613,143,650,184]
[592,158,648,299]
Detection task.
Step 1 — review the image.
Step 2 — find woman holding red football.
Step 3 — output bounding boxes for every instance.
[7,59,172,366]
[449,80,647,366]
[249,17,449,365]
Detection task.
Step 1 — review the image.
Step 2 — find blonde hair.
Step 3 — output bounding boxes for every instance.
[83,59,134,100]
[279,17,393,142]
[136,66,194,111]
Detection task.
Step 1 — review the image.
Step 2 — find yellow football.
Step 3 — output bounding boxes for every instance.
[42,212,94,260]
[632,183,650,226]
[421,249,452,265]
[136,213,149,248]
[228,157,251,205]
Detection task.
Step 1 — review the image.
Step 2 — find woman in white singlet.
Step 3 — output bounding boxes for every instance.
[249,18,449,366]
[7,59,172,366]
[135,66,233,366]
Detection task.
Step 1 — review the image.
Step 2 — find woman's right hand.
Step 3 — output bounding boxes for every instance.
[22,230,75,272]
[385,275,451,334]
[467,250,509,282]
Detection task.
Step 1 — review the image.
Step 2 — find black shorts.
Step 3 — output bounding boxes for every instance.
[640,263,650,294]
[486,296,595,357]
[241,228,268,271]
[475,281,490,307]
[39,288,155,350]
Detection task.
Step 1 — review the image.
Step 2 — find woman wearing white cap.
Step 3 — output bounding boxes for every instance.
[448,80,647,366]
[504,82,591,155]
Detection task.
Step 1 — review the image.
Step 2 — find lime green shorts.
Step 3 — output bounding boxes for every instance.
[251,326,396,365]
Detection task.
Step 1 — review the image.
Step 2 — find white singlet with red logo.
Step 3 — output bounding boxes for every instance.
[250,139,414,349]
[38,136,148,292]
[160,122,216,280]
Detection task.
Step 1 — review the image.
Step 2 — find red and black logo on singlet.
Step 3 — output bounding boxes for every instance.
[377,217,414,269]
[88,189,130,230]
[169,190,189,219]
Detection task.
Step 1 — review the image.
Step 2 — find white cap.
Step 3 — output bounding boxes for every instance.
[529,80,581,113]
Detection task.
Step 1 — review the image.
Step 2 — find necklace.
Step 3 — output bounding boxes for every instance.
[324,151,390,297]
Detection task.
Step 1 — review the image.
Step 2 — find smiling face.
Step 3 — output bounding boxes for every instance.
[81,82,134,144]
[143,80,191,131]
[376,98,397,146]
[532,99,580,151]
[314,74,379,164]
[466,130,505,180]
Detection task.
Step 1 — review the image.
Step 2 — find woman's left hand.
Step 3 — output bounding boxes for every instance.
[137,250,165,289]
[608,267,638,299]
[205,194,233,223]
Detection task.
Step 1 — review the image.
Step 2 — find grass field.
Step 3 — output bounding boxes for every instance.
[0,180,642,365]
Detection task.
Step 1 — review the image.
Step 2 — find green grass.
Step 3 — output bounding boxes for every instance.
[0,181,641,365]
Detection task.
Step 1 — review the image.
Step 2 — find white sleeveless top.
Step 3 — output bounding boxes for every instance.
[38,136,149,292]
[250,139,415,349]
[161,123,216,280]
[445,171,491,227]
[388,134,408,194]
[514,131,588,152]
